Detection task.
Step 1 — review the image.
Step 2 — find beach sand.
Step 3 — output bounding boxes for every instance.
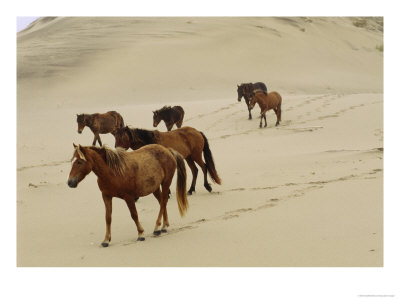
[17,17,383,267]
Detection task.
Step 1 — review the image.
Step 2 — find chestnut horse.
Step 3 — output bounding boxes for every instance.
[249,91,282,128]
[115,126,221,195]
[67,143,188,247]
[153,105,185,131]
[237,82,268,120]
[76,111,124,146]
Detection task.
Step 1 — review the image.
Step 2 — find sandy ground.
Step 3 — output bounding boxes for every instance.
[17,17,383,267]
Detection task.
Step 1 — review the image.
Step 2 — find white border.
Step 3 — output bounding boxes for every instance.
[4,1,399,299]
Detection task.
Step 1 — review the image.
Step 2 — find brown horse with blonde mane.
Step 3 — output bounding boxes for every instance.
[67,143,188,247]
[248,90,282,128]
[76,111,124,146]
[114,126,221,195]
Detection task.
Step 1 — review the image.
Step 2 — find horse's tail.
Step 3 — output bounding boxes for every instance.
[169,148,188,217]
[200,132,222,185]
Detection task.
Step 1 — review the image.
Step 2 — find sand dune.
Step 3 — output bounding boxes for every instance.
[17,17,383,266]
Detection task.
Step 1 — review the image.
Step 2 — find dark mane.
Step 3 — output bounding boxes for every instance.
[131,128,158,145]
[157,106,173,117]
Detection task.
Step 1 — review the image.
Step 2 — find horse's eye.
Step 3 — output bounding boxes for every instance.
[77,161,83,165]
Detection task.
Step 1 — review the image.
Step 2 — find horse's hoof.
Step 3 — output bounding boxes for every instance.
[137,237,145,241]
[161,229,168,233]
[153,230,161,236]
[101,242,109,247]
[205,184,212,192]
[188,189,194,195]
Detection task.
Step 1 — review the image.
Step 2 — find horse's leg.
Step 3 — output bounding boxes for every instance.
[176,118,183,128]
[274,107,280,126]
[277,103,282,125]
[97,134,103,147]
[166,122,173,132]
[101,194,112,247]
[192,152,212,192]
[92,134,97,146]
[186,157,198,195]
[153,182,171,235]
[246,99,252,120]
[153,188,169,233]
[125,197,145,241]
[264,113,267,127]
[259,113,263,128]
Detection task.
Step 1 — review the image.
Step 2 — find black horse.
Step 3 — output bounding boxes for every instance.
[237,82,268,120]
[153,106,185,131]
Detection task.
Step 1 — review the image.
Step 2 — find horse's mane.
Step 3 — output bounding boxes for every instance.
[155,106,175,119]
[91,145,128,176]
[131,128,158,145]
[158,105,172,113]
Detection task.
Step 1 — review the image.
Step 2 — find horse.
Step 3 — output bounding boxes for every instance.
[153,105,185,131]
[237,82,268,120]
[248,91,282,128]
[76,111,124,146]
[114,126,221,195]
[67,143,188,247]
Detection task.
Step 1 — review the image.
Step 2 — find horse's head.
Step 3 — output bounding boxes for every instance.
[76,114,86,134]
[237,84,244,102]
[153,110,161,127]
[114,127,131,150]
[68,144,93,188]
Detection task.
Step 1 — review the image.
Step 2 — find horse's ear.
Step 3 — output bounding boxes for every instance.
[73,143,77,148]
[77,145,87,161]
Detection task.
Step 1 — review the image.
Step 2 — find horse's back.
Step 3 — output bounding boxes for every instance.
[268,91,282,104]
[130,144,175,173]
[159,126,203,158]
[256,91,282,109]
[253,82,268,92]
[172,106,185,123]
[126,144,176,196]
[173,106,184,114]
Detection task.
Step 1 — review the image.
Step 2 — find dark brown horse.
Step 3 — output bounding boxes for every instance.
[249,91,282,128]
[115,126,221,195]
[76,111,124,146]
[237,82,268,120]
[67,143,188,247]
[153,106,184,131]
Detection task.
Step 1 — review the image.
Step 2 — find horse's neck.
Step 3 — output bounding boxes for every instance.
[255,95,265,108]
[87,149,115,180]
[85,115,94,127]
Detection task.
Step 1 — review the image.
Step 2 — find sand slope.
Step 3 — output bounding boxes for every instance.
[17,17,383,266]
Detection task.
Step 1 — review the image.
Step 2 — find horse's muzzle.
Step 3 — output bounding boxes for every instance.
[77,130,82,134]
[67,178,78,188]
